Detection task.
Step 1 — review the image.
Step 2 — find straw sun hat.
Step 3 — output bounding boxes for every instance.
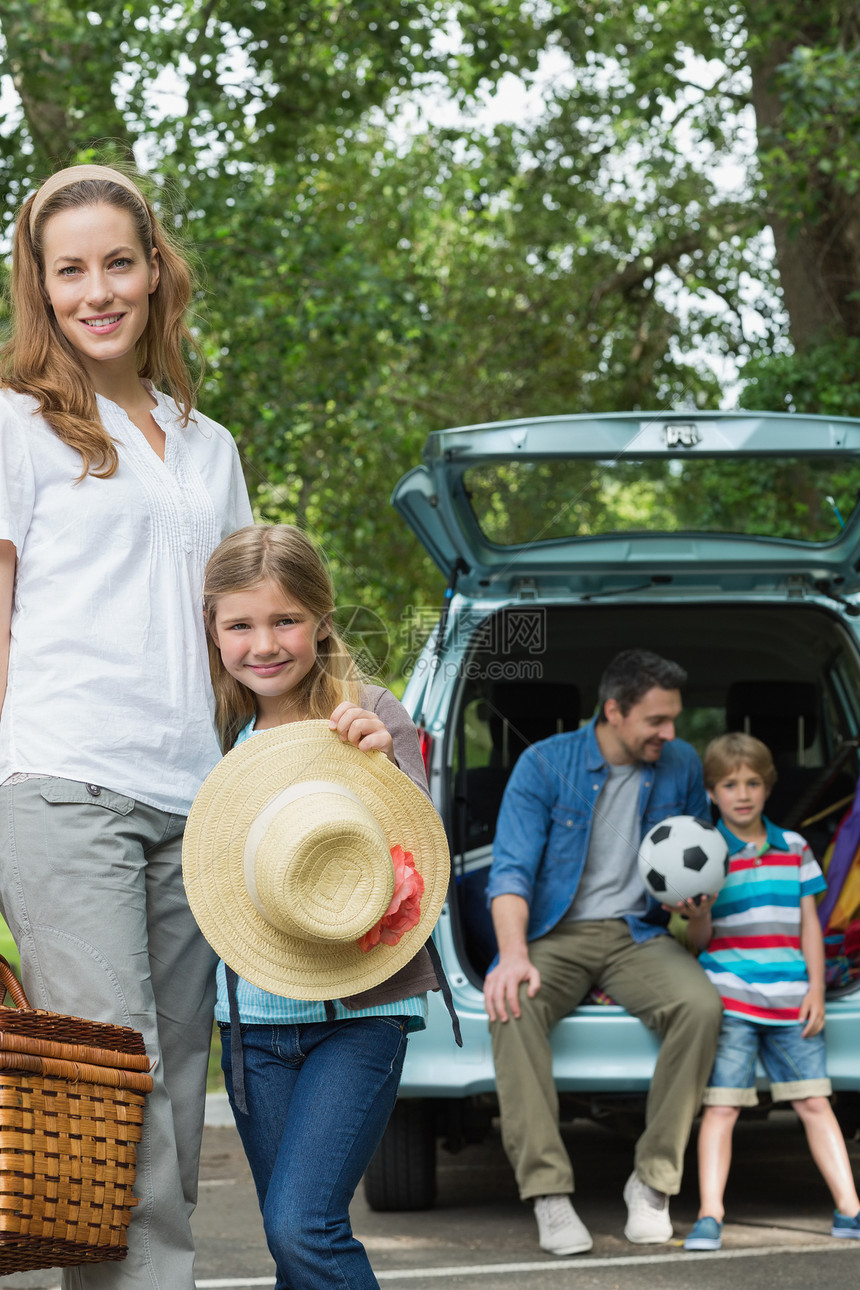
[181,721,450,1000]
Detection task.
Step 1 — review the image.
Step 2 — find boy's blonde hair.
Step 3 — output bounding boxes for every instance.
[702,731,778,792]
[203,525,363,751]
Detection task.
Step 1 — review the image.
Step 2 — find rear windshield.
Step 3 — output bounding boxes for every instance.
[463,456,860,546]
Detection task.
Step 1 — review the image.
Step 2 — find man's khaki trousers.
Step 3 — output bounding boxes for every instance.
[490,919,722,1199]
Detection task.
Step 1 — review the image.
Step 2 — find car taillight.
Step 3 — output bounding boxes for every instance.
[416,726,433,775]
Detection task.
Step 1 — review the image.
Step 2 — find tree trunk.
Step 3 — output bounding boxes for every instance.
[2,4,135,175]
[747,21,860,350]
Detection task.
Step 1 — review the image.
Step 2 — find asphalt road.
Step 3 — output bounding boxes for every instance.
[4,1102,860,1288]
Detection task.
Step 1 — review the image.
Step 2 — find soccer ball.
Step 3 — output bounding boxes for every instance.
[637,815,729,905]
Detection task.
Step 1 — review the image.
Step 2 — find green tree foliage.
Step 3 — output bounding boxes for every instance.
[1,2,859,676]
[521,2,860,407]
[0,1,549,661]
[465,455,859,546]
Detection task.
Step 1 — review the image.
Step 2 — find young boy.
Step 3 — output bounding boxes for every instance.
[682,732,860,1251]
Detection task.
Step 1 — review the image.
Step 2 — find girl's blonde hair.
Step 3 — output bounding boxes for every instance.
[204,525,363,750]
[0,168,202,480]
[702,731,778,792]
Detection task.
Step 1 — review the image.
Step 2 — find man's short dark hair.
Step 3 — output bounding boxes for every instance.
[595,649,687,723]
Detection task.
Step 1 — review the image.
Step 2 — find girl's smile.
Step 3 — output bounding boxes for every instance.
[210,579,331,726]
[247,661,289,677]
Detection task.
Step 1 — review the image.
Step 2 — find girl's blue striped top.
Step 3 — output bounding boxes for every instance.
[213,717,428,1030]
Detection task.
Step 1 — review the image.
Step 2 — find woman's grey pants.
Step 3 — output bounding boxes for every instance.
[0,777,217,1290]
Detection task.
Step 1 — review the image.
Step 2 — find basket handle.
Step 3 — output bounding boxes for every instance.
[0,954,31,1010]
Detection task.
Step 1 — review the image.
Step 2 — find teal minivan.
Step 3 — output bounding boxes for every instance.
[364,411,860,1210]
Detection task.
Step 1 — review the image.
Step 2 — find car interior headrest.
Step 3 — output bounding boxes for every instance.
[485,681,581,767]
[725,679,818,761]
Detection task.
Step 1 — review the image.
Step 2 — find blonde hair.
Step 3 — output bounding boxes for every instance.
[703,732,778,792]
[0,167,202,480]
[204,525,363,751]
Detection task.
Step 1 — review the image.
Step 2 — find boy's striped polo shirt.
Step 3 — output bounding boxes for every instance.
[698,816,826,1025]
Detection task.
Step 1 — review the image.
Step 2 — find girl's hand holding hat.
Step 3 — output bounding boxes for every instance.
[181,719,450,1000]
[329,701,395,762]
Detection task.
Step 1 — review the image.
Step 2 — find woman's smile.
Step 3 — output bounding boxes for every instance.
[81,312,125,332]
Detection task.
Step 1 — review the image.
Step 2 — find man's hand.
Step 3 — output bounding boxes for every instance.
[483,951,541,1023]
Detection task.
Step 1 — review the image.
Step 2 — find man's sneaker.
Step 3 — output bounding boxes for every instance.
[684,1216,723,1250]
[831,1210,860,1239]
[623,1170,673,1244]
[534,1195,593,1255]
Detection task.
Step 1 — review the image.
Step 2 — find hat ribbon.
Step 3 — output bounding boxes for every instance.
[357,844,424,953]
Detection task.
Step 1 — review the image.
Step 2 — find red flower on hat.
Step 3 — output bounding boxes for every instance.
[357,845,424,952]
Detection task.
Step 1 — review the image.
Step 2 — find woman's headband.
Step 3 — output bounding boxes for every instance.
[28,165,148,237]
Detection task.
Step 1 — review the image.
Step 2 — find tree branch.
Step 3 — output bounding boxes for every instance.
[588,218,752,309]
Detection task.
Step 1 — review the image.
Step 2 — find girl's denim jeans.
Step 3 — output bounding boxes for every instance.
[220,1016,410,1290]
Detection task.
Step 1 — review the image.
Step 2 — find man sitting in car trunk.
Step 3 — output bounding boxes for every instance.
[484,648,722,1255]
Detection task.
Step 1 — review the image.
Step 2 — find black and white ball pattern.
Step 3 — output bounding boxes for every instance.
[637,815,729,904]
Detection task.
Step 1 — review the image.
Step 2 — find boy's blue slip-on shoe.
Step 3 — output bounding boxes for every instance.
[831,1210,860,1239]
[684,1217,723,1251]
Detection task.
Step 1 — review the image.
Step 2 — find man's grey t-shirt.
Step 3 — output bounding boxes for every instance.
[565,760,648,921]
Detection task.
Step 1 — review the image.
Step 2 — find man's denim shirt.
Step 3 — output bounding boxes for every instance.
[487,717,709,947]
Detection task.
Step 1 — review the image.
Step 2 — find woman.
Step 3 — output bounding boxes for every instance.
[0,163,252,1289]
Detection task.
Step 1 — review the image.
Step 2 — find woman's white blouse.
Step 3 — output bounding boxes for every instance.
[0,386,253,814]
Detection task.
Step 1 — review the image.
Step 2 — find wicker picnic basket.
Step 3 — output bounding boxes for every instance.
[0,954,153,1273]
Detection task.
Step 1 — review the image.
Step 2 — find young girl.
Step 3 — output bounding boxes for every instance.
[200,523,446,1290]
[0,163,251,1289]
